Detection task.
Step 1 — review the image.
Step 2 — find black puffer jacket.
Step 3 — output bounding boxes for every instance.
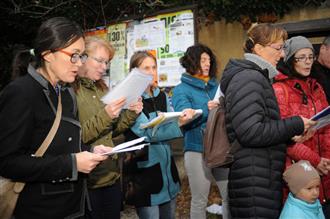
[220,59,304,219]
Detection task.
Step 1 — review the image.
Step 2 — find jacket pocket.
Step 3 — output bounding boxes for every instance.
[41,182,74,195]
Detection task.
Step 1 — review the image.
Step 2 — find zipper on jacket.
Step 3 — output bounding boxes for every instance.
[310,91,327,202]
[163,144,172,199]
[204,82,211,100]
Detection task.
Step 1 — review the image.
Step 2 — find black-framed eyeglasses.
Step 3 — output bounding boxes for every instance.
[89,56,111,68]
[294,56,316,63]
[57,50,88,64]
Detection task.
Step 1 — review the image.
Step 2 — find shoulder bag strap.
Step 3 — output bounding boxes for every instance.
[14,92,62,193]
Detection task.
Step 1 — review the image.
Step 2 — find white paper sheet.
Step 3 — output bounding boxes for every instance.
[213,86,224,102]
[140,109,203,135]
[310,106,330,130]
[101,68,153,108]
[101,137,147,155]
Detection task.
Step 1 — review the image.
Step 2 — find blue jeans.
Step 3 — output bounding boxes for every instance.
[136,198,176,219]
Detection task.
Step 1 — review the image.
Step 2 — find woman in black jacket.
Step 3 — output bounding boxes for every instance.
[220,23,315,219]
[0,17,111,218]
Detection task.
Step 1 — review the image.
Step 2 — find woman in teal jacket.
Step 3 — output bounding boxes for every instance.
[123,51,193,219]
[172,44,231,219]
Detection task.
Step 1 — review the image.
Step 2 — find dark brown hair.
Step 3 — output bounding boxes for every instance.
[12,17,84,79]
[179,43,218,78]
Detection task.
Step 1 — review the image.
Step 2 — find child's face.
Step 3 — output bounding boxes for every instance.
[295,178,320,204]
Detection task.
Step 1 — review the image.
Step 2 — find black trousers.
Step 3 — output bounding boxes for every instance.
[85,180,122,219]
[323,201,330,219]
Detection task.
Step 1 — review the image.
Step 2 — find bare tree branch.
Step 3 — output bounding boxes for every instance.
[9,0,79,18]
[100,0,107,26]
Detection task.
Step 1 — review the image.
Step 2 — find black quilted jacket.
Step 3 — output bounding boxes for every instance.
[220,59,304,219]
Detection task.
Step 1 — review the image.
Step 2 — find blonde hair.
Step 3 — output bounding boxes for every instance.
[72,36,114,92]
[84,36,115,60]
[244,23,288,53]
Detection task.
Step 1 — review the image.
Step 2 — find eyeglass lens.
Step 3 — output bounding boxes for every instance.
[295,56,315,62]
[71,53,88,64]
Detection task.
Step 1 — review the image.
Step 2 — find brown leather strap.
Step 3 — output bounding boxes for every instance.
[14,93,62,193]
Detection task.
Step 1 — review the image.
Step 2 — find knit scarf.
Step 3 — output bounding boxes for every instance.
[244,53,279,79]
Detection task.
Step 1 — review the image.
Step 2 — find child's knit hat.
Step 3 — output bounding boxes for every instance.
[283,160,320,194]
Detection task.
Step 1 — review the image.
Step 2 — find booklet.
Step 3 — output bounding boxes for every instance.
[101,137,149,155]
[101,68,153,108]
[140,109,203,134]
[310,106,330,130]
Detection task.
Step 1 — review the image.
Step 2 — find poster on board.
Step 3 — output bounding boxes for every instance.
[107,23,127,87]
[85,26,107,39]
[95,8,195,88]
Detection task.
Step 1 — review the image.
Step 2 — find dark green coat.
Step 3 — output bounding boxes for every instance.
[76,77,138,189]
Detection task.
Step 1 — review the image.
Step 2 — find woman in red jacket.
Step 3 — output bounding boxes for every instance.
[273,36,330,217]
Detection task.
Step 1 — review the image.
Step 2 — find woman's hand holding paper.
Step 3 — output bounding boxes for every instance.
[178,108,196,127]
[105,97,126,119]
[128,97,143,114]
[207,100,219,111]
[92,145,113,155]
[75,150,108,173]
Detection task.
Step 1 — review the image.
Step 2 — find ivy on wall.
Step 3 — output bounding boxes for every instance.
[0,0,327,90]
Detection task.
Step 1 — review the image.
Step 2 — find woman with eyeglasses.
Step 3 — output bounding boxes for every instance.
[273,36,330,216]
[72,36,143,219]
[220,24,316,219]
[0,17,113,218]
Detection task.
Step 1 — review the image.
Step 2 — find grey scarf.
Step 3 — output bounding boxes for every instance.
[244,53,278,79]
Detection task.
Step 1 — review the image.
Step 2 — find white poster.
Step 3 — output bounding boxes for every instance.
[157,57,185,87]
[109,56,126,88]
[134,20,166,50]
[126,23,136,67]
[108,23,126,56]
[169,19,194,53]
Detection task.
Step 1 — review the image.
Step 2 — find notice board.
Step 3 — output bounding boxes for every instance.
[85,8,196,88]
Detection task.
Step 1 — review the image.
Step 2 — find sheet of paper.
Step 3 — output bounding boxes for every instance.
[101,137,146,155]
[213,86,224,101]
[310,106,330,130]
[101,68,153,108]
[101,143,149,155]
[140,109,203,129]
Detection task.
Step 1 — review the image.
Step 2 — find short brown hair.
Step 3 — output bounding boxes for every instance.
[244,23,288,53]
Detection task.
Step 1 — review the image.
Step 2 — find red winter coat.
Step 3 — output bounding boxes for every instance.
[273,72,330,203]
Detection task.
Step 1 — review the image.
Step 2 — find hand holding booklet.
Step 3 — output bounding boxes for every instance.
[101,68,153,108]
[140,109,203,131]
[101,137,149,155]
[310,106,330,130]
